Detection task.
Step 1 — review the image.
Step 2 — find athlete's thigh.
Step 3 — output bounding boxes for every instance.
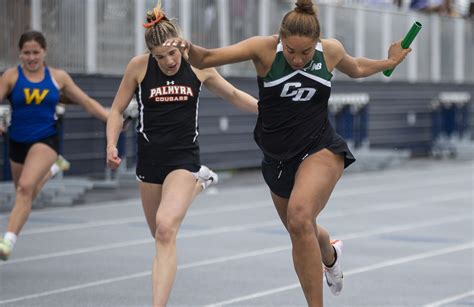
[158,169,198,224]
[290,149,344,216]
[139,181,163,236]
[271,191,290,229]
[19,143,57,188]
[10,160,24,187]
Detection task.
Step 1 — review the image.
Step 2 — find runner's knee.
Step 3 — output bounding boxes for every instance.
[15,179,36,199]
[287,207,315,238]
[154,219,178,244]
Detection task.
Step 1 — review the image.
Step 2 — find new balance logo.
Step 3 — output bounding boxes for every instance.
[281,82,316,102]
[303,62,322,72]
[311,63,322,71]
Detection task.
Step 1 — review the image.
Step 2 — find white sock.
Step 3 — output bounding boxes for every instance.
[50,163,60,176]
[4,232,17,247]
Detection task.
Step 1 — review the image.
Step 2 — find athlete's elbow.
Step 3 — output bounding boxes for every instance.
[191,59,207,69]
[228,90,242,107]
[346,67,365,79]
[196,57,213,69]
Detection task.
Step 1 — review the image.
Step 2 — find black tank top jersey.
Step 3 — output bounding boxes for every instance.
[135,55,202,165]
[255,41,333,161]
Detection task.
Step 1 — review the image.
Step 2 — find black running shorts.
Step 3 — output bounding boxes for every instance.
[261,128,355,198]
[9,134,60,164]
[135,161,200,184]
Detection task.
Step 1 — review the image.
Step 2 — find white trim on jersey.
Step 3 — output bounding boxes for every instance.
[50,75,60,90]
[316,42,323,52]
[269,41,330,87]
[264,70,299,87]
[277,42,283,52]
[192,83,202,143]
[263,70,331,88]
[137,84,150,142]
[277,41,323,52]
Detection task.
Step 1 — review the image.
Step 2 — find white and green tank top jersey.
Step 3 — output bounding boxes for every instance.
[254,41,334,161]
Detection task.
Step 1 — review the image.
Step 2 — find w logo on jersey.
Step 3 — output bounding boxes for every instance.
[24,88,49,105]
[281,82,316,102]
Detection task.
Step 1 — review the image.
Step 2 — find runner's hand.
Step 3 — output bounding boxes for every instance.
[163,38,190,61]
[387,40,411,68]
[106,145,121,170]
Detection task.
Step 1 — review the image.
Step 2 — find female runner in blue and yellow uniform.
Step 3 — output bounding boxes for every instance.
[164,0,412,305]
[0,31,109,261]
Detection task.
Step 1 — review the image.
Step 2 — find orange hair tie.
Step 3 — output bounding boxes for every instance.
[143,8,165,28]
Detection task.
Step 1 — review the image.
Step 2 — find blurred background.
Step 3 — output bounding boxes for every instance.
[0,0,473,207]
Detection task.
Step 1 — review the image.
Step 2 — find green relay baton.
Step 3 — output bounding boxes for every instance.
[383,21,422,77]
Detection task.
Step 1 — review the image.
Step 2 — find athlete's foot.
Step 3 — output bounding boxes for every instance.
[324,239,344,295]
[196,165,218,190]
[0,238,13,261]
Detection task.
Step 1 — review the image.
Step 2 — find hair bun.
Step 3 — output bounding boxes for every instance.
[295,0,315,14]
[146,8,162,22]
[144,7,167,28]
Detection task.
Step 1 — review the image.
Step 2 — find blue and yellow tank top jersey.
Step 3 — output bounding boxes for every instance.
[255,41,333,161]
[8,65,60,143]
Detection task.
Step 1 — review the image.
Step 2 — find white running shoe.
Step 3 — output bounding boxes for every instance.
[196,165,218,189]
[56,155,71,172]
[324,239,344,296]
[0,238,13,261]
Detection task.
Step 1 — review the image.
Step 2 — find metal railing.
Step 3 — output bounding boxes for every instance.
[0,0,472,83]
[431,91,472,157]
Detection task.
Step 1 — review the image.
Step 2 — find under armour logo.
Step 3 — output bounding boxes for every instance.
[166,81,175,85]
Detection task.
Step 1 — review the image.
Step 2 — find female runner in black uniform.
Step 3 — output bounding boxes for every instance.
[106,3,258,306]
[164,0,411,305]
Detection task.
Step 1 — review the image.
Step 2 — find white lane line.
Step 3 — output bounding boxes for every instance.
[322,192,471,219]
[0,162,470,220]
[342,163,472,183]
[178,246,290,269]
[3,193,470,267]
[423,290,474,306]
[345,243,473,275]
[18,202,271,235]
[20,216,145,235]
[0,246,290,305]
[13,185,471,236]
[203,242,474,307]
[1,198,470,267]
[0,271,152,305]
[333,178,464,198]
[0,199,140,219]
[0,238,151,265]
[200,174,471,201]
[0,216,470,304]
[204,284,301,307]
[0,220,280,266]
[337,215,469,241]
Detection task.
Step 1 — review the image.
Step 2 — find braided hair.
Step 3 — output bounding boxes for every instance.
[143,1,180,50]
